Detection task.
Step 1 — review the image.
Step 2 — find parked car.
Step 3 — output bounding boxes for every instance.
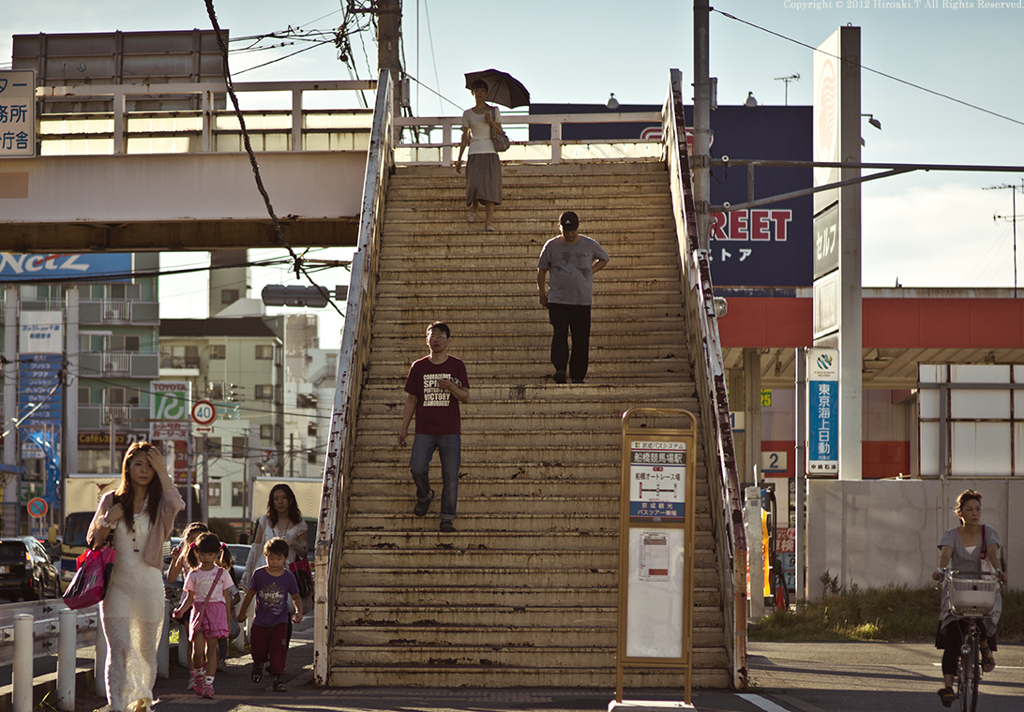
[0,536,61,601]
[226,543,250,587]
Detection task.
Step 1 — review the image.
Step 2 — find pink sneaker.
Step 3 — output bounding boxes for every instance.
[186,670,198,691]
[201,679,215,699]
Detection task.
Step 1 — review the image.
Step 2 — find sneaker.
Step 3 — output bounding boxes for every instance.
[467,211,477,223]
[553,370,567,384]
[217,659,227,672]
[251,663,263,683]
[201,679,214,699]
[413,489,434,517]
[440,520,456,533]
[194,677,204,697]
[273,677,286,692]
[937,686,955,707]
[485,225,497,232]
[187,669,198,691]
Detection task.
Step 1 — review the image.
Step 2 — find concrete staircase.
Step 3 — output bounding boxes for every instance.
[328,161,730,688]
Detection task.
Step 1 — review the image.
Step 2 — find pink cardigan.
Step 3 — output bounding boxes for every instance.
[88,488,185,570]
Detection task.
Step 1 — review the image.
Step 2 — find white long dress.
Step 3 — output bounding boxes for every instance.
[100,511,164,712]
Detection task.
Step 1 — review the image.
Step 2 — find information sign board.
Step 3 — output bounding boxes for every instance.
[0,70,35,158]
[807,348,839,474]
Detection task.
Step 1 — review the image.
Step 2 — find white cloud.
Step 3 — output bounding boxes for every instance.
[863,181,1019,289]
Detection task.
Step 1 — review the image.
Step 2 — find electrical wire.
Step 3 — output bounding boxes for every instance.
[712,8,1024,129]
[204,0,345,319]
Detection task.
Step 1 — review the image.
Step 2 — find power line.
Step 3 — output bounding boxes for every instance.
[712,8,1024,129]
[204,0,346,320]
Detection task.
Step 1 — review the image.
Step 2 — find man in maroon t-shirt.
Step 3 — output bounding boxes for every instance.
[398,321,470,532]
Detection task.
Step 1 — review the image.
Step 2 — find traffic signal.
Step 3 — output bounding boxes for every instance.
[261,285,331,308]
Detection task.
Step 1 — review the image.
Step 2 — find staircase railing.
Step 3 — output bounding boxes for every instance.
[664,68,748,689]
[313,69,393,686]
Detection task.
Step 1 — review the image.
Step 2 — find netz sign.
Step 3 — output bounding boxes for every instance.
[0,253,133,281]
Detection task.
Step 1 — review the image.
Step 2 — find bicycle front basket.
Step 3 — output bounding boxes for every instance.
[948,573,999,617]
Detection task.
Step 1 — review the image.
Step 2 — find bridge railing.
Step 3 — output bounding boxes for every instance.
[393,112,663,165]
[313,69,394,687]
[33,80,376,155]
[664,68,747,689]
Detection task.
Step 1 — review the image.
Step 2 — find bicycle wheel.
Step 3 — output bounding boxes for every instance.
[959,635,979,712]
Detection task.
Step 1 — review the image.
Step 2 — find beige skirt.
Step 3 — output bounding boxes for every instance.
[466,152,502,206]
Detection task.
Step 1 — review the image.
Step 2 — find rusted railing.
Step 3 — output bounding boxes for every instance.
[313,69,393,686]
[664,68,747,689]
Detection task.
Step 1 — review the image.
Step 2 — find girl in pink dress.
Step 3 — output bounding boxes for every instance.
[173,533,233,698]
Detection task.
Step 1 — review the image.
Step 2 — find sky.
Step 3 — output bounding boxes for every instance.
[4,1,1024,347]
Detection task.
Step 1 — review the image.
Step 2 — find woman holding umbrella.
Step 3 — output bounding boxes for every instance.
[455,78,503,232]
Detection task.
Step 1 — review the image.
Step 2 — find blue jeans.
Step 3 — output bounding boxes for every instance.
[410,433,461,520]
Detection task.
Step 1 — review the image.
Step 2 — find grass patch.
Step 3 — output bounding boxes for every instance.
[750,581,1024,643]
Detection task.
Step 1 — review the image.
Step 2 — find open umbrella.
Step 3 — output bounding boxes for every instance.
[464,69,530,109]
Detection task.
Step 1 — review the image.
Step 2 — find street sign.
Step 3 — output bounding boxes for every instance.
[194,425,214,434]
[27,497,47,518]
[191,400,217,426]
[0,70,36,158]
[151,381,191,421]
[807,347,839,475]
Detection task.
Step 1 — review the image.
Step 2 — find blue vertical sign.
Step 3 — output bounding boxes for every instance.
[807,348,839,475]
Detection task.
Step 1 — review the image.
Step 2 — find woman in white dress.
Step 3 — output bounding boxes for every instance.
[455,78,503,232]
[88,443,184,712]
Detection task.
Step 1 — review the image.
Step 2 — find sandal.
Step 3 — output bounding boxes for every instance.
[937,687,955,707]
[981,648,996,673]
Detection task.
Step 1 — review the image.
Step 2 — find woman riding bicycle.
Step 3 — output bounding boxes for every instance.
[931,489,1007,707]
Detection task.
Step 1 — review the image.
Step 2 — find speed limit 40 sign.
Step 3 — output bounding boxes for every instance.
[191,400,217,426]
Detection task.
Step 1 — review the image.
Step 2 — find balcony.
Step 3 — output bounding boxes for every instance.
[79,299,160,325]
[80,351,159,379]
[79,404,150,430]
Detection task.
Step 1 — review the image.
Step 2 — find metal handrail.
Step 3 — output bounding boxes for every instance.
[664,67,747,689]
[313,68,394,687]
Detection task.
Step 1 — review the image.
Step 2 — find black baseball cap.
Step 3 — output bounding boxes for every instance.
[559,211,580,230]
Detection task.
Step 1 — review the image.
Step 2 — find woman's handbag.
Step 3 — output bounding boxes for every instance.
[63,541,116,610]
[289,556,314,598]
[490,108,511,152]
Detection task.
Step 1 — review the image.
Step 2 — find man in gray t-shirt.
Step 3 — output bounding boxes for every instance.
[536,211,610,384]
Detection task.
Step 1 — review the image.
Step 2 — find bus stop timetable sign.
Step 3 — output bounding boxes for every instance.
[0,70,35,158]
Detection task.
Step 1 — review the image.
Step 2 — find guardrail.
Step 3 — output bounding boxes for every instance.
[393,111,663,165]
[0,600,174,712]
[664,67,747,689]
[314,68,395,687]
[34,80,376,155]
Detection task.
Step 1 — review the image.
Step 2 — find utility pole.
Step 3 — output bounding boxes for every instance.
[376,0,404,114]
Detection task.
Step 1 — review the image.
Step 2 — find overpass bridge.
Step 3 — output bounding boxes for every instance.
[2,70,746,689]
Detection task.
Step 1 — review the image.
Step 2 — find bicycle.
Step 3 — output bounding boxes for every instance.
[939,569,1001,712]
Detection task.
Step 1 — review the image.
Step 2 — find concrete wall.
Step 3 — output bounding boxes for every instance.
[807,478,1023,599]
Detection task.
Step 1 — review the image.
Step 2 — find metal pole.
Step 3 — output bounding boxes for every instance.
[57,608,77,710]
[795,347,807,602]
[13,614,33,712]
[201,435,210,523]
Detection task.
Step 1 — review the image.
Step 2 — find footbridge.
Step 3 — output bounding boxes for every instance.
[2,70,746,690]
